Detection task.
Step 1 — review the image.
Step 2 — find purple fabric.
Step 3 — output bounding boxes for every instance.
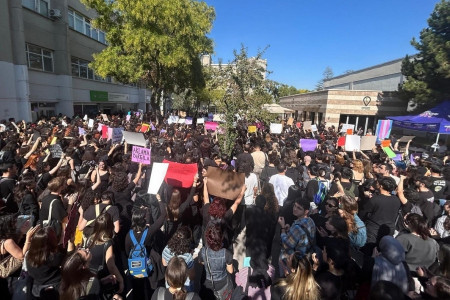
[300,139,318,151]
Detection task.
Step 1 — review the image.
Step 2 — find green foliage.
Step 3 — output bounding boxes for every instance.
[277,84,309,97]
[400,0,450,105]
[206,45,276,155]
[81,0,215,110]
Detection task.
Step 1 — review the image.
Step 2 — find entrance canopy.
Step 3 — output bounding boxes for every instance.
[387,101,450,134]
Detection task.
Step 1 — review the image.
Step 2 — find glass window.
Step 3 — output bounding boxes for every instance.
[28,53,42,69]
[85,20,91,37]
[91,29,99,41]
[71,62,79,77]
[26,43,53,72]
[75,13,84,33]
[99,31,106,44]
[39,0,48,16]
[87,68,94,80]
[43,56,53,72]
[22,0,35,10]
[68,10,74,28]
[68,8,107,44]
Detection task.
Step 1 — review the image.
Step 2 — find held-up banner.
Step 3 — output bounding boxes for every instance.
[122,131,147,147]
[197,118,205,124]
[303,121,312,131]
[147,163,169,194]
[112,128,123,144]
[300,139,318,152]
[360,136,377,151]
[205,121,219,131]
[163,160,198,188]
[270,123,282,134]
[131,146,151,164]
[205,166,245,200]
[50,144,63,158]
[345,135,361,151]
[340,124,355,133]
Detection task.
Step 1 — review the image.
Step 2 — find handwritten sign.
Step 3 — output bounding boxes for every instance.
[101,114,109,122]
[248,126,256,133]
[340,124,355,133]
[131,146,151,164]
[270,123,282,134]
[50,144,63,158]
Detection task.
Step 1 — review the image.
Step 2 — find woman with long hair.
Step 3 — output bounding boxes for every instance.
[338,194,367,249]
[87,213,124,296]
[26,227,64,298]
[152,257,200,300]
[59,249,100,300]
[396,213,440,271]
[351,159,365,185]
[435,200,450,238]
[14,174,39,225]
[272,253,320,300]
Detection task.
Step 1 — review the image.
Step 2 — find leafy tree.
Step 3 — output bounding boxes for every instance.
[400,0,450,105]
[208,45,276,155]
[277,84,309,97]
[315,66,334,91]
[81,0,215,111]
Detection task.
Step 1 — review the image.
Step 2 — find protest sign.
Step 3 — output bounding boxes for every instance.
[383,147,396,158]
[178,118,186,124]
[50,137,57,145]
[88,119,94,128]
[122,131,146,147]
[61,120,67,127]
[140,124,150,133]
[360,136,377,151]
[248,126,256,133]
[78,127,86,136]
[179,111,186,117]
[398,136,415,143]
[337,136,346,147]
[107,127,113,140]
[185,118,193,125]
[112,128,123,144]
[205,121,218,131]
[340,124,355,133]
[381,140,391,148]
[345,135,361,151]
[147,163,169,194]
[126,115,131,122]
[101,114,109,122]
[375,120,393,142]
[300,139,318,152]
[168,116,179,124]
[205,166,245,200]
[163,160,198,188]
[83,115,88,121]
[131,146,151,164]
[296,122,301,129]
[311,124,318,132]
[101,125,108,139]
[50,144,63,158]
[270,123,282,134]
[287,117,294,126]
[197,118,205,124]
[303,121,312,130]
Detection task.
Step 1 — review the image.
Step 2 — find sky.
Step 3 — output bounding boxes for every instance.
[204,0,441,90]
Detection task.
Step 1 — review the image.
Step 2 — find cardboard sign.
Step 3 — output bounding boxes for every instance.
[398,136,415,143]
[185,118,193,125]
[147,163,169,194]
[197,118,205,124]
[311,124,318,132]
[205,121,218,131]
[205,166,245,200]
[303,121,312,130]
[340,124,355,133]
[78,127,86,136]
[248,126,256,133]
[101,114,109,122]
[50,137,57,145]
[381,140,391,148]
[345,135,361,151]
[360,136,377,151]
[112,128,123,144]
[126,115,131,122]
[296,122,301,129]
[270,123,282,134]
[163,160,198,188]
[140,124,150,133]
[131,146,151,164]
[300,139,318,152]
[287,117,294,126]
[88,119,94,128]
[101,125,108,139]
[346,129,353,135]
[49,144,63,158]
[383,147,396,158]
[337,136,346,147]
[168,116,179,124]
[122,131,146,147]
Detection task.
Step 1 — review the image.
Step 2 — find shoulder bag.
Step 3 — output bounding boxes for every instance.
[0,239,23,278]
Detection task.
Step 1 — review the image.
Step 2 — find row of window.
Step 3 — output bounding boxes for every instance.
[68,9,106,44]
[22,0,49,17]
[71,57,112,83]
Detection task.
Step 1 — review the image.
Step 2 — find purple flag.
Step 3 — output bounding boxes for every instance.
[300,139,318,152]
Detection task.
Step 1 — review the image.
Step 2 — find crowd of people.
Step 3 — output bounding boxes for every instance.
[0,111,450,300]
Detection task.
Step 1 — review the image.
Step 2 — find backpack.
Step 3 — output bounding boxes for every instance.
[410,203,423,216]
[344,184,357,199]
[128,228,153,278]
[313,179,328,205]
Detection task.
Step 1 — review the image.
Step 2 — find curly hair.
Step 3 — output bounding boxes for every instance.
[338,195,358,233]
[261,183,279,216]
[352,159,364,173]
[80,189,100,211]
[205,224,223,251]
[208,198,227,219]
[111,171,129,192]
[167,226,192,256]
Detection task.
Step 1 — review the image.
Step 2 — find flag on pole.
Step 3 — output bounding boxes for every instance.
[375,120,393,143]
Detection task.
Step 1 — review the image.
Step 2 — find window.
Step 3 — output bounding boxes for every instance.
[71,57,111,82]
[26,44,53,72]
[22,0,49,17]
[68,8,107,44]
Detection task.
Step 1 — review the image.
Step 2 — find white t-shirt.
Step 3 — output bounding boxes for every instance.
[244,173,259,205]
[269,174,294,206]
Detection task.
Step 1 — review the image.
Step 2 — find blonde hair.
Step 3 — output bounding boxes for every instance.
[276,255,320,300]
[352,159,364,173]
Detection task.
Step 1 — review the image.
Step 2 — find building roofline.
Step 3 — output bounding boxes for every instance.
[278,89,387,101]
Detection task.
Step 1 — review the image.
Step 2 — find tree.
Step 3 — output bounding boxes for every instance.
[315,66,334,91]
[208,45,276,155]
[277,84,309,97]
[400,0,450,105]
[81,0,215,111]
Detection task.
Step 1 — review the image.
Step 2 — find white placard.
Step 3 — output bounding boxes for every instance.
[178,118,186,124]
[345,135,361,151]
[270,123,282,134]
[197,118,205,124]
[148,163,169,194]
[311,124,318,132]
[88,119,94,128]
[101,114,109,122]
[340,124,355,133]
[168,115,179,124]
[83,115,88,121]
[122,131,146,147]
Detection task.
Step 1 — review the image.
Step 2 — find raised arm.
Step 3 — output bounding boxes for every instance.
[230,185,246,214]
[132,163,143,185]
[397,175,408,205]
[48,154,65,175]
[24,137,41,159]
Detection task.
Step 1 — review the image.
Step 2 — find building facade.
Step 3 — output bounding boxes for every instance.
[0,0,148,122]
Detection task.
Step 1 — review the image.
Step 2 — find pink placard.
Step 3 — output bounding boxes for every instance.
[205,121,218,131]
[131,146,151,164]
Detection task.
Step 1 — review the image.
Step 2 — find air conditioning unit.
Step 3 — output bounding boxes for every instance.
[49,9,62,19]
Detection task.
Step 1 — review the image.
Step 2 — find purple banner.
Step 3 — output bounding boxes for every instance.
[300,139,318,152]
[131,146,151,165]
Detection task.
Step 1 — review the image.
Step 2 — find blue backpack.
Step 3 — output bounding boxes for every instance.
[313,179,329,205]
[128,228,153,278]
